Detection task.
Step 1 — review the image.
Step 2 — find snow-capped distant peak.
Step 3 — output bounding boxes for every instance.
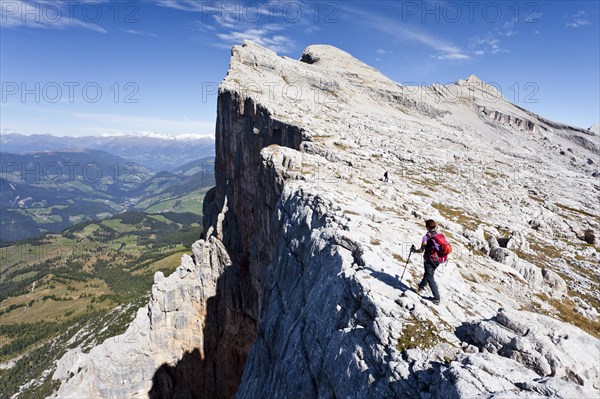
[589,122,599,135]
[99,131,213,141]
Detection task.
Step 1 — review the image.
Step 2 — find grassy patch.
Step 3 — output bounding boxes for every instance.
[132,251,188,276]
[536,293,600,339]
[460,271,477,284]
[520,239,600,298]
[555,203,599,221]
[101,219,138,234]
[310,134,332,140]
[143,189,208,214]
[466,246,487,257]
[528,194,544,203]
[416,176,461,194]
[333,142,349,150]
[569,262,600,286]
[392,253,406,263]
[530,241,562,259]
[411,190,431,198]
[431,203,482,230]
[0,277,112,324]
[396,317,445,352]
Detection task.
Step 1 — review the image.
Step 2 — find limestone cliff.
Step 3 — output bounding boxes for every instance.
[51,42,599,398]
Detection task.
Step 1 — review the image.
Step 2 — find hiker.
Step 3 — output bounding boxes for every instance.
[383,170,388,182]
[411,219,451,305]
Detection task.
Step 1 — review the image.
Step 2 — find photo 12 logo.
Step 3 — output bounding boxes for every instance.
[398,1,541,24]
[0,1,140,25]
[1,160,142,184]
[1,82,140,104]
[201,79,339,106]
[198,1,339,24]
[398,81,540,105]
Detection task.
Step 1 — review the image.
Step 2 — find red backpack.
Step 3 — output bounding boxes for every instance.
[428,233,452,263]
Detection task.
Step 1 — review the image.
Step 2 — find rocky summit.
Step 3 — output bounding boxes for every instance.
[50,41,599,398]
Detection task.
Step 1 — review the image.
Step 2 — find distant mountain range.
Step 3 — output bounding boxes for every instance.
[0,133,215,172]
[0,146,215,243]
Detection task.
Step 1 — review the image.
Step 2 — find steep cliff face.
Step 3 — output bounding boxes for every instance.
[50,237,231,398]
[51,41,599,398]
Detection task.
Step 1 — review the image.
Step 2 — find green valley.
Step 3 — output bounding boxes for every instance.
[0,150,214,243]
[0,211,203,398]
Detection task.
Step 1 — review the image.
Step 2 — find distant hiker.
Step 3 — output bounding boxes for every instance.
[411,219,452,305]
[383,170,388,182]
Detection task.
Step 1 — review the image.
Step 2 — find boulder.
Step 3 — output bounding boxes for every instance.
[488,236,544,287]
[457,308,600,389]
[541,268,567,297]
[583,229,596,245]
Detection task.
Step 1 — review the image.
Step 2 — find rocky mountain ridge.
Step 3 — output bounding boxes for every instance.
[50,41,599,398]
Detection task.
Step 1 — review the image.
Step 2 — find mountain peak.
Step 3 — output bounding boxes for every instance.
[52,42,600,399]
[464,74,484,84]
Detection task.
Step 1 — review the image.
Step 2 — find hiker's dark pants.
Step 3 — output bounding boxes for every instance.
[418,260,440,301]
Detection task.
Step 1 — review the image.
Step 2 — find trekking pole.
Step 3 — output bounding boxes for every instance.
[400,247,413,282]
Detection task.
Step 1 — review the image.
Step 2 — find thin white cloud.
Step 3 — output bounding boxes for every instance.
[565,10,591,28]
[154,0,205,12]
[376,48,393,56]
[216,26,295,53]
[467,14,530,56]
[156,0,316,54]
[122,29,158,38]
[524,12,543,23]
[342,5,469,61]
[502,21,517,37]
[469,34,509,55]
[304,25,321,34]
[0,0,107,33]
[399,28,470,60]
[435,53,469,61]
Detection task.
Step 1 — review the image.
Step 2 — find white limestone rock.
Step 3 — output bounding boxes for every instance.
[458,308,600,389]
[434,352,599,399]
[49,237,232,399]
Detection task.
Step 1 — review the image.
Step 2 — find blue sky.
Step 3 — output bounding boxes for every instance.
[1,0,598,136]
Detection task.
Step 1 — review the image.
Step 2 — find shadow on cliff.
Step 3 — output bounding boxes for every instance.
[149,348,202,399]
[363,266,411,292]
[148,263,251,399]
